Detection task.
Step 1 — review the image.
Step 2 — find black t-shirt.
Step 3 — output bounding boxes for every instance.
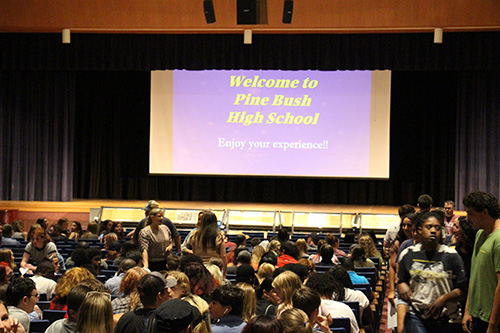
[256,299,277,317]
[115,308,155,333]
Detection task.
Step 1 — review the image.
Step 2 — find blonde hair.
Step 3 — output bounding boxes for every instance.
[55,267,95,298]
[147,208,163,225]
[75,292,113,333]
[267,240,281,253]
[183,294,212,333]
[205,263,223,285]
[0,249,15,269]
[279,308,313,333]
[250,245,266,266]
[104,233,118,250]
[167,270,191,296]
[295,239,308,258]
[272,271,303,314]
[358,235,381,259]
[237,282,256,323]
[257,263,275,283]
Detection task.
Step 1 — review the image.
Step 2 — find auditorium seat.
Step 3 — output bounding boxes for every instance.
[42,310,66,322]
[330,317,351,333]
[30,319,51,333]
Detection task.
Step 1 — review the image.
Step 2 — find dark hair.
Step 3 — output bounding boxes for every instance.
[398,204,416,218]
[183,262,216,298]
[319,244,334,264]
[277,229,289,243]
[251,238,262,247]
[463,191,500,219]
[280,241,298,260]
[86,247,102,262]
[166,254,180,271]
[458,216,477,252]
[36,217,47,227]
[242,315,282,333]
[256,278,274,299]
[58,218,68,227]
[292,287,321,317]
[67,285,92,312]
[341,257,355,271]
[210,284,244,317]
[110,222,124,239]
[344,229,356,244]
[6,276,36,307]
[71,221,83,235]
[282,263,309,283]
[324,234,338,246]
[305,273,343,300]
[444,200,455,207]
[395,213,418,243]
[259,252,278,267]
[415,210,445,230]
[418,194,433,210]
[236,264,257,286]
[2,225,12,237]
[180,254,204,272]
[350,245,366,262]
[196,211,220,252]
[36,260,55,277]
[126,250,143,265]
[327,265,353,289]
[235,234,246,246]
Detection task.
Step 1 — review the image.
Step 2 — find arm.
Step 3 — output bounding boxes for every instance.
[427,286,464,319]
[142,249,149,270]
[486,272,500,333]
[219,236,227,276]
[20,252,36,271]
[388,242,399,306]
[174,235,181,254]
[397,282,413,303]
[463,290,473,333]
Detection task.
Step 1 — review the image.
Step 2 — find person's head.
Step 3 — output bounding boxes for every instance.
[0,249,15,269]
[86,247,102,270]
[236,264,257,286]
[256,277,279,304]
[416,211,445,247]
[307,232,320,246]
[251,245,266,266]
[319,244,334,264]
[117,258,136,274]
[57,218,69,230]
[327,265,353,289]
[147,208,164,226]
[297,259,315,277]
[340,257,355,271]
[6,276,38,313]
[398,204,416,218]
[396,213,417,242]
[456,216,477,251]
[350,245,366,262]
[295,239,308,257]
[0,300,13,331]
[70,221,82,234]
[279,308,313,333]
[125,250,143,266]
[237,282,257,322]
[55,267,95,298]
[277,229,289,243]
[45,253,60,273]
[137,272,172,308]
[110,222,123,236]
[103,233,118,250]
[209,284,244,320]
[292,287,321,322]
[358,235,377,258]
[11,220,24,233]
[36,217,49,229]
[417,194,433,212]
[242,315,282,333]
[282,263,309,283]
[165,270,191,300]
[259,251,278,267]
[271,270,302,308]
[235,234,247,246]
[75,291,113,333]
[463,191,500,229]
[324,234,339,248]
[305,272,343,301]
[205,263,223,285]
[183,294,211,333]
[120,266,148,295]
[66,285,92,322]
[251,237,262,247]
[280,241,298,260]
[236,250,252,265]
[36,260,55,279]
[257,263,275,282]
[267,240,281,253]
[183,261,217,298]
[31,227,51,248]
[143,200,160,216]
[443,200,455,218]
[152,298,202,333]
[86,221,98,235]
[1,225,12,238]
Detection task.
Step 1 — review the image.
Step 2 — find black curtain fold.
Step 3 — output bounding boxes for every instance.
[0,71,75,201]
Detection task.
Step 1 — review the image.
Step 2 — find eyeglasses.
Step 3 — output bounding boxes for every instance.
[86,291,111,301]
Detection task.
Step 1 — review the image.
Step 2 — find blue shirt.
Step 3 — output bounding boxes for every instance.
[212,315,246,333]
[348,271,370,286]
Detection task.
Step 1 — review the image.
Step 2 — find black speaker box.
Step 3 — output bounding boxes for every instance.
[237,0,257,25]
[203,0,216,24]
[282,0,293,24]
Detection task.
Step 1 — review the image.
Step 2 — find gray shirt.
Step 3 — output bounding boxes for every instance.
[7,306,30,332]
[45,318,76,333]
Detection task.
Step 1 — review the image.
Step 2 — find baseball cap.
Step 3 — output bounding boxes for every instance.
[153,298,202,332]
[143,200,159,212]
[137,272,176,296]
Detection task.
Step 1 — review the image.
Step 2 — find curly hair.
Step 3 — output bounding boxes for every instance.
[210,284,244,317]
[358,235,381,259]
[463,191,500,219]
[55,267,95,298]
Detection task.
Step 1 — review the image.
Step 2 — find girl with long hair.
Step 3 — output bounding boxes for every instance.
[75,292,113,333]
[358,235,383,262]
[271,271,303,315]
[68,221,83,240]
[237,282,257,323]
[189,211,227,275]
[111,267,148,314]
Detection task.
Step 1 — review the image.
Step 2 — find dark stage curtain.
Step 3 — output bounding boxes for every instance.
[0,71,75,201]
[455,71,500,209]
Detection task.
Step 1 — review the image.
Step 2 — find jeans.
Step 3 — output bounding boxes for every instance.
[403,314,463,333]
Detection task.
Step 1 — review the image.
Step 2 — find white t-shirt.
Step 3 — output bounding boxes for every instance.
[344,287,370,316]
[319,299,359,333]
[31,275,57,299]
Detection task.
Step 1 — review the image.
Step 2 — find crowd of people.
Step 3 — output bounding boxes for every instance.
[0,192,498,333]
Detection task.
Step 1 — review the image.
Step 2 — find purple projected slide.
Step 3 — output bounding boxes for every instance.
[171,70,372,177]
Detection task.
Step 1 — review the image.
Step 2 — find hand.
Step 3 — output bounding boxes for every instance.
[315,315,330,333]
[10,317,25,333]
[165,244,173,253]
[462,310,473,333]
[388,290,396,307]
[398,283,413,304]
[183,249,194,255]
[427,295,446,319]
